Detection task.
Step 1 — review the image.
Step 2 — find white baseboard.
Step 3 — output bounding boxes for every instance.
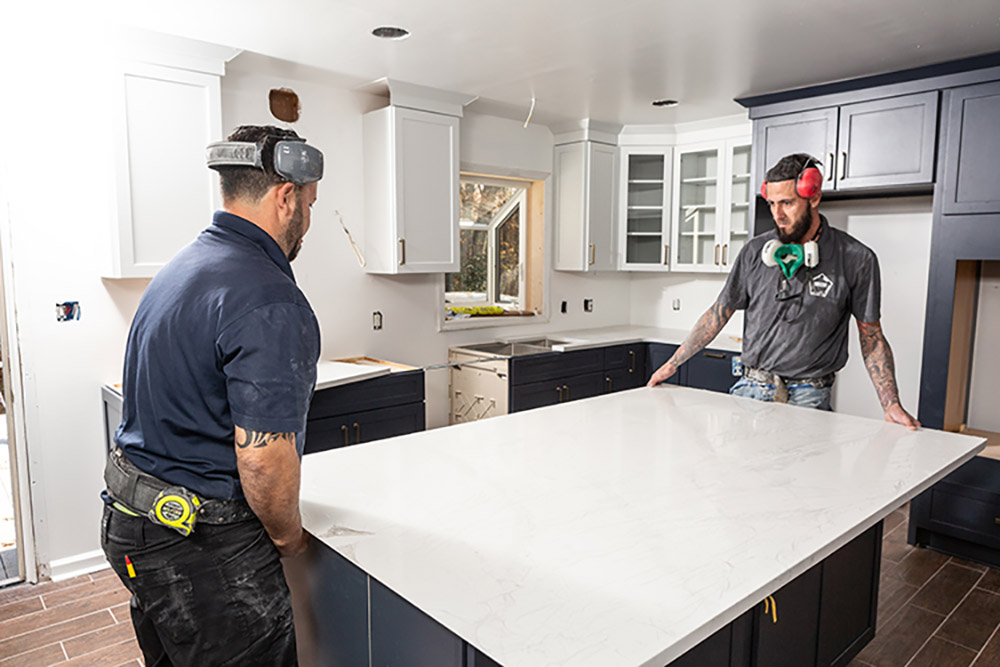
[48,550,110,582]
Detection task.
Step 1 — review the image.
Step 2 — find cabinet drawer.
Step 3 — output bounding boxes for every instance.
[304,402,425,454]
[928,488,1000,547]
[685,349,739,393]
[510,371,605,413]
[309,370,424,420]
[509,349,603,386]
[603,343,646,375]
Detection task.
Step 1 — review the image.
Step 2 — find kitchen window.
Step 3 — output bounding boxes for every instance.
[444,173,543,323]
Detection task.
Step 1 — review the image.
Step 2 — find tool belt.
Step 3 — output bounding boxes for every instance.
[743,367,835,404]
[104,448,256,536]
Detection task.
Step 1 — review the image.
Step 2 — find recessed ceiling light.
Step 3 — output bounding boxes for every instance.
[651,99,680,107]
[372,26,410,40]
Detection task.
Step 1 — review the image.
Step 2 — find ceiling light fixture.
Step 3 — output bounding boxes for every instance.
[651,99,680,108]
[372,26,410,40]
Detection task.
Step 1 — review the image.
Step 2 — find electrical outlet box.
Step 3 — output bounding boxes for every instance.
[583,299,593,312]
[372,311,383,330]
[561,300,567,313]
[672,298,681,311]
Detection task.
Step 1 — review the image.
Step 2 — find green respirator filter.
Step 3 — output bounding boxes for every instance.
[774,244,805,280]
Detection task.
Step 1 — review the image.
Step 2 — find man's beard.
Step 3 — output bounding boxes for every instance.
[777,207,811,244]
[283,192,306,262]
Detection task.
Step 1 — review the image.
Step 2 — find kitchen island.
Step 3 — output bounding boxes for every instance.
[292,385,983,666]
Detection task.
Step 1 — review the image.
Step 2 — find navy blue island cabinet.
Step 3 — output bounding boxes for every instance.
[286,522,881,667]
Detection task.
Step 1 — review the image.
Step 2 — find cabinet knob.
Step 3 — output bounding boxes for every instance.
[341,425,349,447]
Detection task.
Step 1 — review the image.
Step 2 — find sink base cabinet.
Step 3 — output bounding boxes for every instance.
[304,371,425,454]
[290,521,881,667]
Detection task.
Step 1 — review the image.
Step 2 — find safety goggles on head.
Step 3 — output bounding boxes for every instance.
[206,138,324,185]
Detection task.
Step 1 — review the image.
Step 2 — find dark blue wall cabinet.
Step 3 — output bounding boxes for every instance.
[304,370,425,454]
[941,80,1000,215]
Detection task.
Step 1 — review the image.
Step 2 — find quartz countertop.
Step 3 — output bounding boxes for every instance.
[506,324,743,353]
[299,386,982,667]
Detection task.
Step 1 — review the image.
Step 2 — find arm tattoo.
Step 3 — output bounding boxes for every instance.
[857,321,901,410]
[235,428,293,449]
[671,301,735,367]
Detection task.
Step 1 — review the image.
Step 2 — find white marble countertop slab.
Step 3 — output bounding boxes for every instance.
[314,359,391,390]
[299,386,983,667]
[505,325,743,353]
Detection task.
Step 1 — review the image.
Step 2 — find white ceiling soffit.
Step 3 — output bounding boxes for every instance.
[105,0,1000,127]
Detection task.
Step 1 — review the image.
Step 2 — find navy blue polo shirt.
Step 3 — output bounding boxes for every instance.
[114,211,320,500]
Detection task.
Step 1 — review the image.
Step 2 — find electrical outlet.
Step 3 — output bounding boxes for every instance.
[372,311,383,330]
[672,298,681,311]
[583,298,593,312]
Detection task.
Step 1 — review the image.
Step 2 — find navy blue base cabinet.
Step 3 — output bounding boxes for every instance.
[304,370,425,454]
[647,343,742,394]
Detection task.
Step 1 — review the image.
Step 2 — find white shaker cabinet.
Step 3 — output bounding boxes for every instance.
[109,61,222,278]
[618,147,673,270]
[363,106,460,274]
[554,141,617,272]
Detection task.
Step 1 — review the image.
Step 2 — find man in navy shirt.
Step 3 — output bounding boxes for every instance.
[102,125,323,665]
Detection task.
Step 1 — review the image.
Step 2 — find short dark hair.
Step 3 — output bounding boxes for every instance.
[217,125,302,204]
[765,153,820,183]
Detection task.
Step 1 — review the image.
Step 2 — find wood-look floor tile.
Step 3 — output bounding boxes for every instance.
[62,621,136,659]
[42,576,123,610]
[977,568,1000,594]
[894,547,950,588]
[0,577,88,607]
[883,509,906,536]
[881,523,915,564]
[88,568,117,582]
[910,562,984,615]
[0,597,42,623]
[109,603,131,625]
[906,637,976,667]
[936,588,1000,651]
[854,604,945,667]
[948,556,989,573]
[112,661,142,667]
[60,638,142,666]
[972,625,1000,666]
[877,565,919,627]
[0,588,130,642]
[0,610,114,660]
[0,642,66,667]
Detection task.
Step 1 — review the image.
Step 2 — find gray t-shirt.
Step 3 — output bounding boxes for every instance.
[717,215,880,379]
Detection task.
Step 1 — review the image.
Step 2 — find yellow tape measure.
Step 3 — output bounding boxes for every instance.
[148,487,202,537]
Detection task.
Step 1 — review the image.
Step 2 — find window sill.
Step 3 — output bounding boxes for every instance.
[439,312,548,332]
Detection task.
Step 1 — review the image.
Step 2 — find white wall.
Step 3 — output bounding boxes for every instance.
[822,197,933,421]
[629,272,745,340]
[969,261,1000,432]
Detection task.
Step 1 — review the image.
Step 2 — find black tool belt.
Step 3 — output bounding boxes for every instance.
[743,367,836,404]
[104,448,256,536]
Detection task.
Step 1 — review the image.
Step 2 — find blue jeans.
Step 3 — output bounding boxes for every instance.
[729,377,833,411]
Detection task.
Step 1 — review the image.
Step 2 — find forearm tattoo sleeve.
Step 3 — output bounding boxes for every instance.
[671,301,735,367]
[857,321,901,410]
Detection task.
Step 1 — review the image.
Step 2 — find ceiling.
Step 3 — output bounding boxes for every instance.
[110,0,1000,127]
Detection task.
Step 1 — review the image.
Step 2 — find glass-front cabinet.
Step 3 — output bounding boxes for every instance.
[670,138,752,272]
[618,147,672,270]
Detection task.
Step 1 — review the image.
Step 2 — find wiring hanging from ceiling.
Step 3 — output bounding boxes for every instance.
[523,95,536,129]
[336,209,366,267]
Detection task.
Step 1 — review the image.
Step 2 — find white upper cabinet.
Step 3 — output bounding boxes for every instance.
[554,141,618,272]
[670,136,751,273]
[363,106,460,274]
[618,147,673,270]
[109,61,223,278]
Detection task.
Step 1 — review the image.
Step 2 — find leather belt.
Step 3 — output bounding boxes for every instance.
[742,367,836,404]
[105,448,256,532]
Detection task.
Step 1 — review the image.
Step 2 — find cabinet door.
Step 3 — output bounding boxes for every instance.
[562,371,606,403]
[685,349,739,393]
[110,62,222,278]
[668,610,752,667]
[753,108,838,194]
[673,142,726,272]
[554,141,617,272]
[754,564,822,667]
[588,142,618,271]
[723,142,752,270]
[837,92,938,190]
[510,379,565,412]
[604,344,647,391]
[620,147,672,270]
[304,403,425,454]
[395,107,461,272]
[941,80,1000,215]
[647,343,682,385]
[509,349,604,386]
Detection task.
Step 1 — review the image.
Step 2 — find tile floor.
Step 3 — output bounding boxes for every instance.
[1,504,1000,666]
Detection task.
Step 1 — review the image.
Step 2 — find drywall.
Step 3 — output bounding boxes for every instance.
[968,262,1000,432]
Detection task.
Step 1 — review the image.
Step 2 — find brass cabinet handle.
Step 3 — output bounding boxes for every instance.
[714,244,720,266]
[763,595,778,623]
[606,377,613,392]
[994,517,1000,526]
[704,352,726,359]
[827,153,834,181]
[663,244,669,265]
[629,350,636,373]
[563,384,570,400]
[341,425,349,447]
[589,243,595,265]
[840,152,847,180]
[398,238,406,265]
[557,386,563,402]
[353,422,360,443]
[722,244,729,266]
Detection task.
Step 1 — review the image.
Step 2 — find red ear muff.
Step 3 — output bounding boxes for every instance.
[761,181,768,199]
[796,166,823,198]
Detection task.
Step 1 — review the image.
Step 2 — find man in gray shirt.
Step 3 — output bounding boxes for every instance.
[648,153,919,429]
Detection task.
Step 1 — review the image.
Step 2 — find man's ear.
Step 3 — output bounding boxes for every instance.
[274,182,297,217]
[809,192,822,209]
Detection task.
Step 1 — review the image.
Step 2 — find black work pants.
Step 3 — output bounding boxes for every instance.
[100,504,297,666]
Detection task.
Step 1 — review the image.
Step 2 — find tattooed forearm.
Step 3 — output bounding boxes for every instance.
[857,320,901,410]
[234,426,294,449]
[670,301,735,367]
